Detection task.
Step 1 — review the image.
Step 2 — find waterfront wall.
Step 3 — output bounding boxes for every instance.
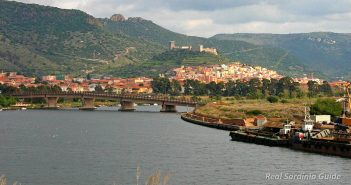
[181,112,242,131]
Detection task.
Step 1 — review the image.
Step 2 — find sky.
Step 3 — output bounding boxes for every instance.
[13,0,351,37]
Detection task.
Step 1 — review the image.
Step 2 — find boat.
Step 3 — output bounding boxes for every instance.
[11,102,31,109]
[289,107,351,158]
[230,126,291,147]
[181,112,242,131]
[290,129,351,158]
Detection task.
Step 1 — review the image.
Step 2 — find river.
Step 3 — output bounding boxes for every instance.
[0,106,350,185]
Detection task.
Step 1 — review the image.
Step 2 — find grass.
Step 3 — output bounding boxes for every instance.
[0,175,19,185]
[195,97,321,123]
[145,170,170,185]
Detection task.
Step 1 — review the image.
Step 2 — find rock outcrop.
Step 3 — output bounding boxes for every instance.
[128,17,146,23]
[110,14,126,22]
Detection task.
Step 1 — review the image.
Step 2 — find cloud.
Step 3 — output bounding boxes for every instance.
[12,0,351,37]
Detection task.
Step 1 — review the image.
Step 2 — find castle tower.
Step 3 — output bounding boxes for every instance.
[198,44,204,52]
[169,41,176,50]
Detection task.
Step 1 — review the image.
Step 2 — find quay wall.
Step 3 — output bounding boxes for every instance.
[180,112,242,131]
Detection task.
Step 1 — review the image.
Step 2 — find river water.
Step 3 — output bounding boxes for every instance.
[0,106,350,185]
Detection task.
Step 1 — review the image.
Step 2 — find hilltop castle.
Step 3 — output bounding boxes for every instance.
[168,41,218,55]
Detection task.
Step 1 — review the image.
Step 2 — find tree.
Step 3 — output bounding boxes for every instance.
[307,80,319,97]
[105,85,114,93]
[248,78,262,99]
[183,79,206,96]
[184,79,193,95]
[267,96,279,103]
[223,80,236,96]
[276,77,298,98]
[269,79,279,96]
[151,77,171,94]
[192,80,207,96]
[94,84,104,93]
[319,81,333,96]
[170,80,181,95]
[51,85,62,92]
[206,81,223,96]
[0,84,17,94]
[310,98,342,117]
[0,95,17,107]
[235,80,249,96]
[86,73,92,80]
[261,78,270,96]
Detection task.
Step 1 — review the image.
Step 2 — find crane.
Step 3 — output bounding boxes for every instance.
[341,82,351,126]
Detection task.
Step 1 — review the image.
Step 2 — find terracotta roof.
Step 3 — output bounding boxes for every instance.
[256,115,266,120]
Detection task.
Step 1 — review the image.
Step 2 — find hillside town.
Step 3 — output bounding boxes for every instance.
[0,71,153,93]
[170,62,282,83]
[0,63,344,93]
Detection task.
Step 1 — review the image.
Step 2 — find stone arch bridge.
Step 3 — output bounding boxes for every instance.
[10,92,199,112]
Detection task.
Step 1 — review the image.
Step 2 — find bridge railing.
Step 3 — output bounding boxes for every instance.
[9,91,199,105]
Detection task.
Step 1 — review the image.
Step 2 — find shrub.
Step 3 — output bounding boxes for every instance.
[310,98,342,117]
[246,109,263,115]
[267,96,279,103]
[281,99,289,103]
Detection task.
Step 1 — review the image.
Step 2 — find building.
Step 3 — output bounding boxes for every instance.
[254,115,267,127]
[169,41,176,50]
[170,63,282,84]
[168,41,192,51]
[42,75,56,81]
[311,115,331,124]
[196,45,218,55]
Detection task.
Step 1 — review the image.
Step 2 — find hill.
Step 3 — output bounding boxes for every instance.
[107,50,230,77]
[103,15,205,47]
[101,15,309,77]
[0,0,314,78]
[212,33,351,79]
[0,0,164,77]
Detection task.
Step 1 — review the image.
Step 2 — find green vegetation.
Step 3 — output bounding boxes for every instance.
[108,50,227,77]
[310,98,343,117]
[0,84,17,94]
[0,0,163,77]
[150,77,332,101]
[0,0,331,78]
[267,96,279,103]
[104,17,204,47]
[181,77,303,99]
[195,99,308,121]
[151,77,181,95]
[307,80,333,97]
[0,95,16,107]
[0,84,17,107]
[246,109,263,116]
[213,33,351,79]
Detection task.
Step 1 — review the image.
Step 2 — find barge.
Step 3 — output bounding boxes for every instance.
[289,107,351,158]
[290,137,351,158]
[229,130,290,146]
[180,113,241,131]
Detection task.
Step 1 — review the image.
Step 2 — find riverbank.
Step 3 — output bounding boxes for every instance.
[181,112,242,131]
[194,98,313,124]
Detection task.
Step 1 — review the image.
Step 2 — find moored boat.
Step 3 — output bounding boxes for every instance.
[229,130,290,147]
[290,137,351,158]
[289,106,351,158]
